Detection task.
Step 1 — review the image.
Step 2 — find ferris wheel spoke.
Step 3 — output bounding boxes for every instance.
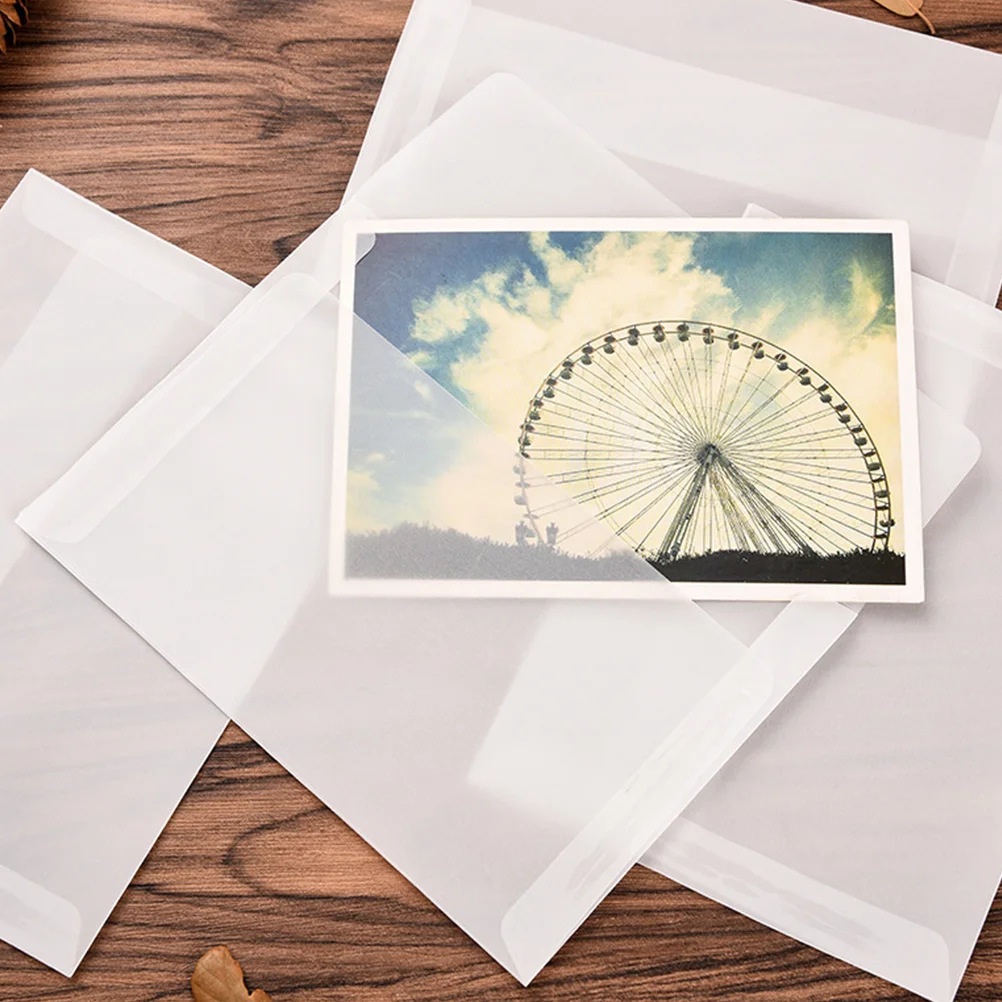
[681,337,713,441]
[598,341,703,436]
[711,362,782,443]
[714,372,802,448]
[734,462,877,533]
[635,336,711,440]
[529,455,678,487]
[746,480,876,536]
[737,425,866,450]
[612,339,708,445]
[539,405,674,451]
[704,341,714,444]
[552,373,692,447]
[663,337,717,440]
[621,465,709,548]
[730,442,869,464]
[529,435,672,461]
[707,467,775,553]
[584,353,705,449]
[715,459,816,553]
[735,449,881,489]
[542,401,665,444]
[722,397,853,453]
[529,420,669,450]
[585,460,700,528]
[557,357,679,441]
[735,456,878,509]
[721,393,832,452]
[555,390,704,457]
[709,465,760,551]
[730,443,865,461]
[562,374,680,447]
[575,461,697,520]
[547,458,699,545]
[566,459,698,511]
[711,350,755,441]
[739,458,876,481]
[714,440,876,546]
[533,457,690,514]
[654,334,708,444]
[742,476,873,551]
[731,481,863,553]
[708,343,736,440]
[719,384,820,451]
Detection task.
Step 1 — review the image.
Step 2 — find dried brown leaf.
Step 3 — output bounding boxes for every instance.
[0,0,27,54]
[0,4,21,28]
[191,947,272,1002]
[870,0,936,33]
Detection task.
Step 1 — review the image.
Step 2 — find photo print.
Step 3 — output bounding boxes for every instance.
[331,219,922,602]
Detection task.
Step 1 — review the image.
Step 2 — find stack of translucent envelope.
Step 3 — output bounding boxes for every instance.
[3,1,1002,1000]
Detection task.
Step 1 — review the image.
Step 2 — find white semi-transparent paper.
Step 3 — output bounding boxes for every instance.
[9,79,864,985]
[0,171,240,974]
[349,0,1002,305]
[643,281,1002,1002]
[13,78,984,986]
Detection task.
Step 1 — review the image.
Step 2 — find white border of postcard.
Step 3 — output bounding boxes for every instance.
[330,217,924,603]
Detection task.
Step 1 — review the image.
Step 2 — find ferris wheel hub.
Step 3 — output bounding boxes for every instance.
[695,442,723,466]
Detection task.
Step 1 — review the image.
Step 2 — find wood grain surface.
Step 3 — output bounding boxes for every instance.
[1,1,1002,1000]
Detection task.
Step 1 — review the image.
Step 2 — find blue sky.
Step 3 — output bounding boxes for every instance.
[353,229,896,410]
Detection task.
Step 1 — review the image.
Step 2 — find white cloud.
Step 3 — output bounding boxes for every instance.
[406,349,437,369]
[411,269,511,343]
[447,232,737,435]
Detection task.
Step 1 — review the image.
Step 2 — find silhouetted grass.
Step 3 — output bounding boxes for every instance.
[345,523,653,581]
[346,524,906,586]
[650,548,906,584]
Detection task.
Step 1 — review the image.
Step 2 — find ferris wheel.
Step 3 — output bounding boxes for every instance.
[515,321,893,564]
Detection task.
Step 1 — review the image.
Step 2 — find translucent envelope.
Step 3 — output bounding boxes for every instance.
[11,78,984,984]
[15,255,786,984]
[350,0,1002,304]
[0,171,242,974]
[0,84,869,983]
[643,279,1002,1002]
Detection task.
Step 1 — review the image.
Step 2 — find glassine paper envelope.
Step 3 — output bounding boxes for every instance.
[350,0,1002,304]
[10,78,882,985]
[0,171,241,975]
[643,282,1002,1002]
[12,77,983,984]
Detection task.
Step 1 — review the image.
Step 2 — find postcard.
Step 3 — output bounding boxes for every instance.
[331,219,922,602]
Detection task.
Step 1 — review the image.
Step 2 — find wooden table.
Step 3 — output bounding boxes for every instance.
[1,1,1001,999]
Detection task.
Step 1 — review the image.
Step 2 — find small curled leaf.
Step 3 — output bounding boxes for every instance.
[191,946,273,1002]
[870,0,936,34]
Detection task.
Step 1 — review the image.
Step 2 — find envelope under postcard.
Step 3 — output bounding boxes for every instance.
[351,0,1002,305]
[0,71,687,982]
[11,77,799,986]
[13,76,984,986]
[644,281,1002,1002]
[0,171,240,974]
